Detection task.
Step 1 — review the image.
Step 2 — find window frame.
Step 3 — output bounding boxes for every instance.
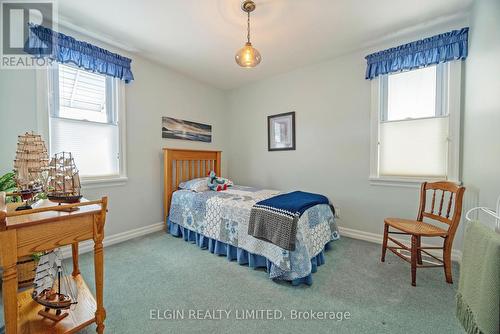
[36,63,128,188]
[369,61,462,188]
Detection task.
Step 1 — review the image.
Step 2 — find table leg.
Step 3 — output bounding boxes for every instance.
[94,197,108,334]
[72,243,80,276]
[1,230,18,334]
[94,240,106,333]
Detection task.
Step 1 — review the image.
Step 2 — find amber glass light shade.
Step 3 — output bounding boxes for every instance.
[235,42,262,68]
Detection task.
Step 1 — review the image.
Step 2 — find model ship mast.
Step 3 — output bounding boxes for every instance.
[13,132,49,209]
[32,249,78,321]
[47,152,82,204]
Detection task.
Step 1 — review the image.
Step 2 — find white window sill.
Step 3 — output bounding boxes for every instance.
[368,176,457,188]
[81,176,128,189]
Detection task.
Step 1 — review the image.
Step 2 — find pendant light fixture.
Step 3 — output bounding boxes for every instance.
[235,0,262,68]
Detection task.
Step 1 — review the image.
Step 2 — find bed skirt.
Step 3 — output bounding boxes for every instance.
[167,219,330,286]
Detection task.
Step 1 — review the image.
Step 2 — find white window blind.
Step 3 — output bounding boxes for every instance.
[50,64,121,178]
[50,118,119,177]
[379,117,448,177]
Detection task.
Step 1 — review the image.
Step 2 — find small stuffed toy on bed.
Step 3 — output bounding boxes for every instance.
[207,171,233,191]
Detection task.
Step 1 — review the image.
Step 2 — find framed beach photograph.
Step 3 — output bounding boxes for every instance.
[162,117,212,143]
[268,112,295,151]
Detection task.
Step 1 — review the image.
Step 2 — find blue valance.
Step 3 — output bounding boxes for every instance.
[24,24,134,83]
[365,27,469,80]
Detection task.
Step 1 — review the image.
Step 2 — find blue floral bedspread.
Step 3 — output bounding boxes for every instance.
[168,186,340,280]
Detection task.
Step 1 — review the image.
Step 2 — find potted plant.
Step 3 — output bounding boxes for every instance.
[0,172,19,202]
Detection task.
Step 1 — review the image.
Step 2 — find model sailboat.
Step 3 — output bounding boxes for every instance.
[47,152,82,204]
[32,250,78,321]
[13,132,49,210]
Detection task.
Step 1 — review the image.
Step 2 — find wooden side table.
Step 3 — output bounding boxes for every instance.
[0,195,108,334]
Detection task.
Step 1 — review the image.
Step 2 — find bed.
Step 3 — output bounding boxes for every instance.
[163,148,339,285]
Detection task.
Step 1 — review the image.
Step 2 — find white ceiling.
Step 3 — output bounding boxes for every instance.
[58,0,472,90]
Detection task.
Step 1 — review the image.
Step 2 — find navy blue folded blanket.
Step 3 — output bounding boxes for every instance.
[248,191,330,251]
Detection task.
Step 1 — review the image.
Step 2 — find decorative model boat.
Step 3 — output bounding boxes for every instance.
[13,132,49,210]
[32,250,78,321]
[47,152,82,205]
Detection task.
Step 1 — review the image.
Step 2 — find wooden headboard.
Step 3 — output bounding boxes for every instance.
[163,148,221,222]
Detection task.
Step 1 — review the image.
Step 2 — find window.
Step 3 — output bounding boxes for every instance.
[370,62,461,186]
[48,63,126,181]
[57,64,110,123]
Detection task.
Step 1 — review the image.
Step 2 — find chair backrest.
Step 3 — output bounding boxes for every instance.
[417,181,466,237]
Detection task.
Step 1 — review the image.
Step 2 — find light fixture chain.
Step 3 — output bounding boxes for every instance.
[247,11,251,44]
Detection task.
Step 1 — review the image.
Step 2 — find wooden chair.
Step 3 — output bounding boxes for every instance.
[381,181,465,286]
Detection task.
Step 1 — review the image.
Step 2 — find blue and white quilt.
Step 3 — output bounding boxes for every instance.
[168,186,340,280]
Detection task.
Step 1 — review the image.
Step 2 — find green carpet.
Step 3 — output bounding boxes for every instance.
[1,232,465,333]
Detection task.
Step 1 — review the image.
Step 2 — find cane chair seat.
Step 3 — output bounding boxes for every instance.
[384,218,448,237]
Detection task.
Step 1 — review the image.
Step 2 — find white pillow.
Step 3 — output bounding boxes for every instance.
[178,177,209,192]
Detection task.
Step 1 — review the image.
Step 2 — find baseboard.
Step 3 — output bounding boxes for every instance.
[338,226,463,263]
[61,222,165,258]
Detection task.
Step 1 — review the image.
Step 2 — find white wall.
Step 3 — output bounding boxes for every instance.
[463,0,500,216]
[0,30,228,236]
[84,55,228,236]
[227,20,471,254]
[228,52,419,237]
[0,70,38,174]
